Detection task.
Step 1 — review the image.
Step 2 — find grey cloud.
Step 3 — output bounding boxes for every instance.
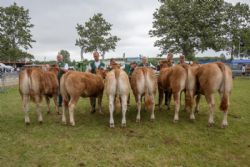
[1,0,249,60]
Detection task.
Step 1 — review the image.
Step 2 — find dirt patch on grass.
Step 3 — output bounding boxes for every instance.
[164,136,180,146]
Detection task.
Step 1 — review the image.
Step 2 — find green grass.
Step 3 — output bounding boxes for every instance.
[0,77,250,166]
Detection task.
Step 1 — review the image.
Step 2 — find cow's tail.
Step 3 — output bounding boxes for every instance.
[60,73,69,107]
[144,69,154,112]
[26,68,36,102]
[181,64,194,110]
[216,62,229,111]
[114,69,121,113]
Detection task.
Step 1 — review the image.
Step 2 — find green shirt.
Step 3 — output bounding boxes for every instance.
[89,61,105,74]
[138,63,150,67]
[57,61,66,79]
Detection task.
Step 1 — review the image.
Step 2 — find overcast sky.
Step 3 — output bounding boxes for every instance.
[1,0,250,61]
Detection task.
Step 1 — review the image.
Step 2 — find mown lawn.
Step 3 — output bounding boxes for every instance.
[0,77,250,166]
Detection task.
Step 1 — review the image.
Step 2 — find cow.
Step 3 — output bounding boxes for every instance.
[19,66,59,124]
[158,64,196,122]
[194,62,233,128]
[158,60,173,111]
[60,69,106,126]
[105,64,130,128]
[130,67,157,122]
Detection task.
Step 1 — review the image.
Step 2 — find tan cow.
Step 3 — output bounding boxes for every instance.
[105,65,130,127]
[158,60,173,111]
[19,66,59,124]
[195,62,233,128]
[130,67,157,122]
[60,69,106,126]
[158,64,196,122]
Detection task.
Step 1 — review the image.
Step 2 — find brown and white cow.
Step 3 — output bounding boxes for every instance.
[105,65,130,127]
[130,67,157,122]
[19,66,59,124]
[60,69,106,126]
[195,62,233,127]
[158,64,196,122]
[158,60,173,111]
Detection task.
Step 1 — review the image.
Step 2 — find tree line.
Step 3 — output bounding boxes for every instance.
[0,1,249,62]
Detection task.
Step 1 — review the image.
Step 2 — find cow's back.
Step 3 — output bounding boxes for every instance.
[43,71,59,96]
[131,67,157,96]
[64,71,104,97]
[158,67,172,90]
[197,63,224,94]
[169,65,187,92]
[106,69,130,96]
[19,69,30,96]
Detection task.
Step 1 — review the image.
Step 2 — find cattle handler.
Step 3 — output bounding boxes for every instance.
[57,54,68,107]
[86,51,105,113]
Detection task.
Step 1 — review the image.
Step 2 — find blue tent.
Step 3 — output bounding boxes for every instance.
[231,59,250,65]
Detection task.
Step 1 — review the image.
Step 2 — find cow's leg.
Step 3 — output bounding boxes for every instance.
[22,95,30,124]
[127,93,130,106]
[45,96,51,114]
[109,95,115,128]
[35,96,43,123]
[158,88,164,112]
[90,97,96,113]
[97,93,104,115]
[166,91,172,111]
[195,94,201,113]
[220,92,229,128]
[62,98,68,124]
[68,96,79,126]
[136,95,142,122]
[173,92,181,122]
[53,95,60,114]
[150,94,155,121]
[185,90,195,120]
[205,94,215,126]
[121,95,128,127]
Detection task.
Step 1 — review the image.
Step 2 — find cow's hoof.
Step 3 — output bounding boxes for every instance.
[70,122,75,126]
[208,122,214,127]
[25,122,30,126]
[57,112,61,115]
[47,111,50,114]
[150,118,155,122]
[221,123,228,129]
[190,115,195,122]
[190,119,195,123]
[91,110,96,114]
[110,123,115,128]
[121,123,126,128]
[195,110,199,114]
[173,119,179,123]
[39,121,43,124]
[99,111,104,115]
[136,119,140,123]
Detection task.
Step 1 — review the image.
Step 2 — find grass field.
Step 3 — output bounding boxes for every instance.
[0,77,250,166]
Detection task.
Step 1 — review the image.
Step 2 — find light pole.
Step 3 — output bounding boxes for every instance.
[238,39,241,59]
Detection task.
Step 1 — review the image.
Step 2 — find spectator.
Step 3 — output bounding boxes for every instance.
[86,51,105,73]
[242,64,246,76]
[138,56,155,69]
[179,54,186,64]
[86,51,105,110]
[57,54,69,107]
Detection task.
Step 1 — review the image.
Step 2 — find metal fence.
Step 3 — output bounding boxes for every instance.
[0,71,19,92]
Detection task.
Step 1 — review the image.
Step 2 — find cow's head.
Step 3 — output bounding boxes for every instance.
[96,68,106,79]
[111,63,120,69]
[49,64,59,75]
[159,60,171,69]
